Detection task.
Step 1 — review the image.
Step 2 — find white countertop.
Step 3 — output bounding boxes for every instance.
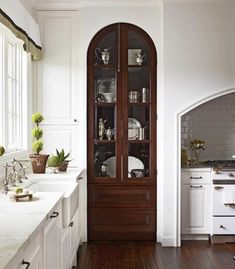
[0,167,83,269]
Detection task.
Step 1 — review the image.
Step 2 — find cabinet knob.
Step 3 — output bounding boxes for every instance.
[69,221,74,227]
[22,260,30,269]
[220,225,225,229]
[190,185,203,189]
[50,211,59,218]
[74,119,78,123]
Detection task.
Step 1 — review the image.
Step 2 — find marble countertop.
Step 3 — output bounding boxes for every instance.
[0,167,83,269]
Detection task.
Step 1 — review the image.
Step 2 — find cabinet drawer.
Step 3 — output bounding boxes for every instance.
[89,185,156,208]
[213,217,235,234]
[89,208,156,240]
[182,170,211,184]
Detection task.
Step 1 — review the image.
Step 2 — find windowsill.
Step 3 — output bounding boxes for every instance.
[0,149,30,165]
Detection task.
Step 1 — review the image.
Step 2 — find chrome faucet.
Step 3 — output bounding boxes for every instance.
[11,158,29,181]
[2,162,14,193]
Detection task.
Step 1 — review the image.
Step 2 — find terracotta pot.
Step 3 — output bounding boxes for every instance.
[58,161,69,172]
[30,154,49,174]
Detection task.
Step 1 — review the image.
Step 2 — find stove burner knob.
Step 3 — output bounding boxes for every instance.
[228,173,234,178]
[220,225,225,229]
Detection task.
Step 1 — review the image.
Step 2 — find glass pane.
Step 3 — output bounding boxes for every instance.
[128,31,150,65]
[94,30,117,65]
[128,107,150,141]
[94,142,116,178]
[128,66,150,103]
[128,143,149,178]
[94,106,116,141]
[94,68,116,103]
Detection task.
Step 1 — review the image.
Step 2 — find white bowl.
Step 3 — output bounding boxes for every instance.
[102,92,115,102]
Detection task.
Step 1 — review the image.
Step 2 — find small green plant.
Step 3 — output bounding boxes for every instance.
[32,140,43,154]
[32,112,44,154]
[0,145,5,156]
[48,149,70,167]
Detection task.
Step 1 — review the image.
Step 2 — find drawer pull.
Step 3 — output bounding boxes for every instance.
[50,211,59,218]
[214,186,224,190]
[220,225,226,229]
[22,260,30,269]
[69,221,74,227]
[190,185,203,189]
[190,176,202,179]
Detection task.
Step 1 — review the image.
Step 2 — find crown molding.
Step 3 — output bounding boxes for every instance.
[163,0,235,2]
[34,0,162,10]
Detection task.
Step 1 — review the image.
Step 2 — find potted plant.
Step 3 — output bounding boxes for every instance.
[48,148,71,172]
[30,112,49,173]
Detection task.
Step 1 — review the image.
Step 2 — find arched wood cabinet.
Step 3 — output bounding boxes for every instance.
[87,23,157,240]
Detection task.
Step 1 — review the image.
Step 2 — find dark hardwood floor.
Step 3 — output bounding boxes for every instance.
[74,241,235,269]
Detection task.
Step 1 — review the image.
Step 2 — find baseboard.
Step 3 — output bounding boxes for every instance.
[161,236,177,247]
[181,234,209,241]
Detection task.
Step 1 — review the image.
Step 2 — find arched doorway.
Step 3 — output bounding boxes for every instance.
[87,23,157,240]
[177,88,235,246]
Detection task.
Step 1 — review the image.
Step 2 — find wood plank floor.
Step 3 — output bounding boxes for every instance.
[74,241,235,269]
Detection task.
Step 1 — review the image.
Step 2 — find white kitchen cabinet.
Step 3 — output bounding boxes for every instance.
[181,184,211,234]
[42,202,62,269]
[61,226,71,269]
[5,230,42,269]
[36,11,79,166]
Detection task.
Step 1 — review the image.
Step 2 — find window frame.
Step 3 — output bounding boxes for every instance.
[0,23,29,158]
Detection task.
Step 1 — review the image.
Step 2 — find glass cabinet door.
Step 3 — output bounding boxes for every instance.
[124,28,155,181]
[88,26,121,181]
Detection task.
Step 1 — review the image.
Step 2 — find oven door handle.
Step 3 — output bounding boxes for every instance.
[214,186,224,190]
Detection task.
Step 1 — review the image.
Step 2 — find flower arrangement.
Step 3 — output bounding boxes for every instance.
[190,139,206,165]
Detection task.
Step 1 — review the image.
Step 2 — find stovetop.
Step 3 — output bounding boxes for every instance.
[203,160,235,168]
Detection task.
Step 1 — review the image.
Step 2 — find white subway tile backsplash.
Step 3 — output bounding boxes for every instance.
[182,92,235,160]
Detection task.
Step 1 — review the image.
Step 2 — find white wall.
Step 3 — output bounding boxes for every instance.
[182,92,235,161]
[32,0,235,246]
[163,2,235,246]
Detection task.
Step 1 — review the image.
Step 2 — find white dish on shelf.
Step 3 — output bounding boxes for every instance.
[128,118,141,140]
[104,156,144,178]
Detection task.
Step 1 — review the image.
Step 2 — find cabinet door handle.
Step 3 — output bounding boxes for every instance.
[22,260,30,269]
[74,119,78,122]
[50,211,59,218]
[190,185,203,189]
[220,225,225,229]
[190,176,202,179]
[69,221,74,227]
[76,176,83,182]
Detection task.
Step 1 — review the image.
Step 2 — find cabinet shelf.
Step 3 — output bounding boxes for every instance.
[128,140,150,143]
[94,102,116,107]
[94,64,117,69]
[94,139,116,143]
[128,102,151,106]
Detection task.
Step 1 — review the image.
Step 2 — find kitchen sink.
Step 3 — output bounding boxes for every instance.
[24,181,79,228]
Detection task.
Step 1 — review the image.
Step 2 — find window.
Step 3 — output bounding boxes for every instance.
[0,24,28,153]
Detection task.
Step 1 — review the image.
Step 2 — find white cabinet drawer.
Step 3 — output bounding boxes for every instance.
[213,217,235,234]
[213,185,235,216]
[182,170,211,185]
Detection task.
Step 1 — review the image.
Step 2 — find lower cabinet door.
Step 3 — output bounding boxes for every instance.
[61,227,71,269]
[181,184,211,234]
[89,208,156,240]
[43,204,62,269]
[70,209,79,267]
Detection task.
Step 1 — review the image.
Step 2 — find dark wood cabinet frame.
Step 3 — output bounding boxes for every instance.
[87,23,157,240]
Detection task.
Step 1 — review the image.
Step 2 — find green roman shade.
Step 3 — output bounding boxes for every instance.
[0,8,42,60]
